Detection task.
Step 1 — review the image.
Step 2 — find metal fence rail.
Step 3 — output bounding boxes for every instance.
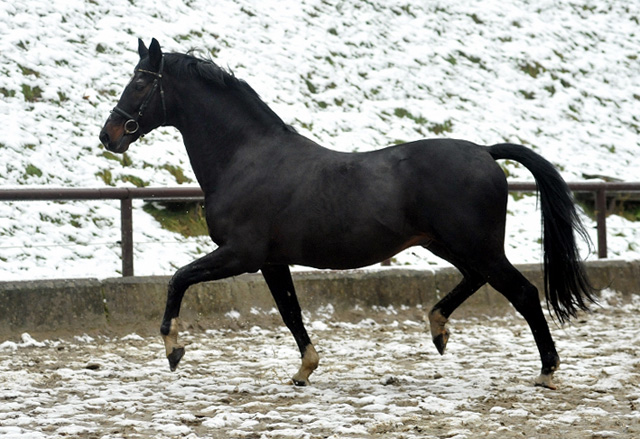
[1,182,639,276]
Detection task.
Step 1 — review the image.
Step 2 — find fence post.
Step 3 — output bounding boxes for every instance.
[595,188,607,259]
[120,197,134,276]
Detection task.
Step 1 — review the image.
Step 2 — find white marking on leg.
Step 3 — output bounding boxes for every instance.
[292,344,319,386]
[429,309,449,339]
[162,318,183,357]
[535,372,557,390]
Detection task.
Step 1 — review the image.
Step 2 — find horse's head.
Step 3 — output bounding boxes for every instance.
[99,38,167,153]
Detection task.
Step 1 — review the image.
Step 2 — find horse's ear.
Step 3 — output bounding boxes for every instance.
[149,38,163,70]
[138,38,149,59]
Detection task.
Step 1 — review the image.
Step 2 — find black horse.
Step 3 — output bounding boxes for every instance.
[100,39,596,389]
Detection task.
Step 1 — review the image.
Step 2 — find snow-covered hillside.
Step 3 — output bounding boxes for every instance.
[0,0,638,280]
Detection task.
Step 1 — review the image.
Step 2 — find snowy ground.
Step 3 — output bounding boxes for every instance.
[1,0,639,280]
[0,290,639,439]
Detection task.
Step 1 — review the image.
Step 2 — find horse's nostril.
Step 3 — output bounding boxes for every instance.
[99,131,110,147]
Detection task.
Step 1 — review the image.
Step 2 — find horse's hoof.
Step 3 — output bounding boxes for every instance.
[167,346,185,372]
[292,378,309,387]
[534,373,557,390]
[432,331,449,355]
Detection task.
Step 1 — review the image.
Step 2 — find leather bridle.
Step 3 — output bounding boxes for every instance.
[111,56,167,135]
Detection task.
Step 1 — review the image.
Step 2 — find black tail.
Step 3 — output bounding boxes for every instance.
[488,143,598,322]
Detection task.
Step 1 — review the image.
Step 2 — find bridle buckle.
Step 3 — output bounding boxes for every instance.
[123,119,140,135]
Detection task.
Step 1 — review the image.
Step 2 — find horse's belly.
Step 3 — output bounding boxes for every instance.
[269,228,431,270]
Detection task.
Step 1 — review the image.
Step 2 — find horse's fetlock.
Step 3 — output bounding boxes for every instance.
[160,322,171,336]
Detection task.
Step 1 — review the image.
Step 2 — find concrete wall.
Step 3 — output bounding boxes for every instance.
[0,259,638,337]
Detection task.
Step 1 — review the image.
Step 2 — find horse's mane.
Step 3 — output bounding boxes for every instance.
[164,52,296,132]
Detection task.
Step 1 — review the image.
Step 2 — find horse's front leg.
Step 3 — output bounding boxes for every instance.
[161,247,256,371]
[261,264,319,386]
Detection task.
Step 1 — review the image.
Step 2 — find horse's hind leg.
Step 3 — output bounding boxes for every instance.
[429,271,485,354]
[261,264,319,386]
[486,257,560,389]
[422,243,486,354]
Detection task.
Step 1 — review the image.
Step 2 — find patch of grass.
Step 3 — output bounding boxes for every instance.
[101,151,122,163]
[510,190,536,201]
[444,54,457,65]
[240,6,255,17]
[566,104,581,121]
[304,78,317,94]
[143,201,209,237]
[519,90,536,100]
[119,175,148,187]
[98,88,119,98]
[176,30,203,42]
[297,120,313,132]
[520,61,546,78]
[24,164,43,178]
[22,84,43,102]
[161,164,193,184]
[122,153,134,167]
[101,151,133,167]
[456,51,489,70]
[459,51,482,65]
[19,65,40,77]
[394,107,427,124]
[96,169,113,185]
[469,13,484,24]
[39,213,64,225]
[394,108,453,135]
[428,119,454,135]
[70,214,82,228]
[0,88,15,98]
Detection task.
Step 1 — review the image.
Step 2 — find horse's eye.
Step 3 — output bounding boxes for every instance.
[134,81,145,92]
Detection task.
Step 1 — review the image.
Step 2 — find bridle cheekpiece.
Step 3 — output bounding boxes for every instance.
[112,56,167,135]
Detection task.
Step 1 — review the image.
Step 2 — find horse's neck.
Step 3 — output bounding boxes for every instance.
[169,79,312,190]
[179,129,239,190]
[170,90,257,188]
[178,116,291,191]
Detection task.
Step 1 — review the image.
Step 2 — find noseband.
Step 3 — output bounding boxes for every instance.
[112,56,167,135]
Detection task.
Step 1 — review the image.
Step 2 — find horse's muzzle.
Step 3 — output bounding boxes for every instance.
[99,126,131,153]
